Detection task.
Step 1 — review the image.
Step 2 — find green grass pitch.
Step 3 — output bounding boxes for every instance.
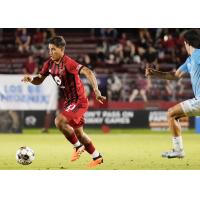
[1,128,200,170]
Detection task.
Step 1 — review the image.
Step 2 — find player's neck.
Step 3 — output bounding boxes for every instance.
[189,46,196,55]
[54,54,65,64]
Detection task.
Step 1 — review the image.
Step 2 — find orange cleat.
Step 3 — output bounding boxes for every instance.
[71,145,85,162]
[87,154,103,168]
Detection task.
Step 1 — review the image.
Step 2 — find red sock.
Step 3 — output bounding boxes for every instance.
[84,142,95,154]
[66,132,79,145]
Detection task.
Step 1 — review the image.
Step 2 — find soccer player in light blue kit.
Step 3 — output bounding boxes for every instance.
[145,29,200,158]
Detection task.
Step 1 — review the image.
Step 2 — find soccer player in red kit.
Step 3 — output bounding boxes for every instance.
[22,36,106,167]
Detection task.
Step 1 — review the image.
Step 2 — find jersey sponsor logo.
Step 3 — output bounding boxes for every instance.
[54,76,62,85]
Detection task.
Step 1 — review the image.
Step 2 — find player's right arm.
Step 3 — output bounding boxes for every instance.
[21,59,50,85]
[21,74,47,85]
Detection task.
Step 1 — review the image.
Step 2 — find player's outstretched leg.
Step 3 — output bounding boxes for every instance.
[161,104,186,159]
[75,127,103,167]
[55,114,85,161]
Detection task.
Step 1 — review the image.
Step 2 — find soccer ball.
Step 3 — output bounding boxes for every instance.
[16,146,35,165]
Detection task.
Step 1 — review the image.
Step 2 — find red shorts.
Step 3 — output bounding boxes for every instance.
[61,99,88,129]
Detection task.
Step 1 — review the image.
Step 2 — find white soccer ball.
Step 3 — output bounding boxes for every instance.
[16,146,35,165]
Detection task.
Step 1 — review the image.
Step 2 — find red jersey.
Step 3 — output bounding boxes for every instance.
[39,55,87,106]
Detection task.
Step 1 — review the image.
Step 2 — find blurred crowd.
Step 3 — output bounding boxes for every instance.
[12,28,189,72]
[92,28,187,66]
[15,28,56,74]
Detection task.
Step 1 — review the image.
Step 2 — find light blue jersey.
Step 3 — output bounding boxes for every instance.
[179,49,200,99]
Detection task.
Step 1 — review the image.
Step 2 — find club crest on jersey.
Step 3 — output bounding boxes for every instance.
[54,76,62,85]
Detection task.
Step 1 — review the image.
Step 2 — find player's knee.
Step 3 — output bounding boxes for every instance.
[55,115,64,129]
[74,129,83,138]
[167,108,179,120]
[167,108,176,119]
[54,117,61,128]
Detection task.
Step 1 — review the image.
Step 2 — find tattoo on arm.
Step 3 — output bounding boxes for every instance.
[80,67,99,91]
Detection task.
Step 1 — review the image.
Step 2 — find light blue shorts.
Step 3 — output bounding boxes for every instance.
[180,98,200,116]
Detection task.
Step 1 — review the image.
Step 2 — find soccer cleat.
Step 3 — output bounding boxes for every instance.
[161,149,185,159]
[71,145,85,161]
[87,154,103,168]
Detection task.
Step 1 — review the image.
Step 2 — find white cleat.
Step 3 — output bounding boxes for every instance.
[161,149,185,159]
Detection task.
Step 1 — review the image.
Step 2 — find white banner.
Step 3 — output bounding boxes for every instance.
[0,75,58,110]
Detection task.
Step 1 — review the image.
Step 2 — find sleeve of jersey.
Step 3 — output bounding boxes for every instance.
[178,58,189,73]
[39,60,50,76]
[67,58,83,74]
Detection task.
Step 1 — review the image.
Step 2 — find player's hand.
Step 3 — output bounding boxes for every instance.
[94,89,106,104]
[21,75,32,83]
[145,65,157,78]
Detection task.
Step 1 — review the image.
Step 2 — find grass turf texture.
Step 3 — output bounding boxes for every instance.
[0,128,200,170]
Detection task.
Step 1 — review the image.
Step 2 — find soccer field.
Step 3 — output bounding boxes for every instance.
[1,128,200,170]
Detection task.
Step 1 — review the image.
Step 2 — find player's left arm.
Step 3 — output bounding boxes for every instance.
[80,66,106,104]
